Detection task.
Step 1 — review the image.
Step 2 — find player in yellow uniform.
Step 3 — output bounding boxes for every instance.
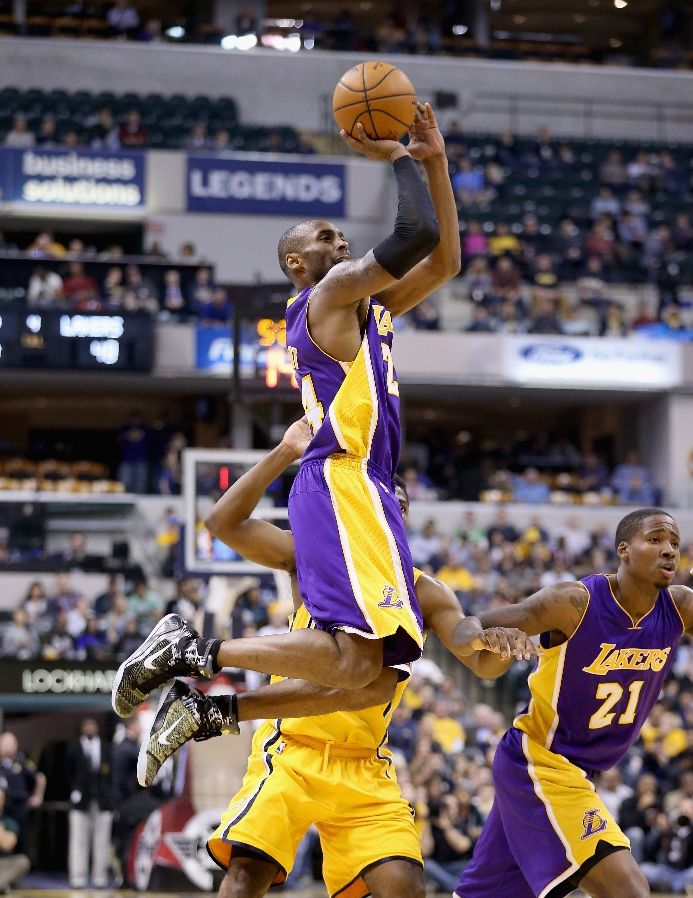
[139,419,537,898]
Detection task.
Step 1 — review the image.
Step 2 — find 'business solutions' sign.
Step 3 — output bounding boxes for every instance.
[0,147,145,207]
[187,154,345,216]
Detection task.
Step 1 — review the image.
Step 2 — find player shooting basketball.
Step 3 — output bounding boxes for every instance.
[112,101,463,716]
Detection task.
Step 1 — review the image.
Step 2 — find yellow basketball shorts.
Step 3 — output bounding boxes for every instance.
[208,723,423,898]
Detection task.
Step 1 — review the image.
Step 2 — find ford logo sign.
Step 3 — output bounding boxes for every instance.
[519,344,583,364]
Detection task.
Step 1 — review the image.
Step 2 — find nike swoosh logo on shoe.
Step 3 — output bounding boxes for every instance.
[143,644,172,671]
[157,716,185,746]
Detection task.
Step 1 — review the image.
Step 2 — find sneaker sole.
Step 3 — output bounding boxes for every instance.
[111,613,186,717]
[137,680,177,787]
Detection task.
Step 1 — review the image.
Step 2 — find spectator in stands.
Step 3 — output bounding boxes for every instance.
[103,593,133,646]
[166,576,202,622]
[0,784,30,891]
[422,792,481,893]
[118,411,150,494]
[93,575,120,617]
[0,732,45,855]
[123,264,158,312]
[488,222,521,258]
[527,294,561,334]
[231,585,269,639]
[559,298,594,336]
[462,220,488,258]
[598,768,634,823]
[531,253,559,292]
[106,0,140,37]
[490,256,522,301]
[47,572,82,618]
[627,151,655,191]
[75,617,110,661]
[452,158,491,208]
[295,132,317,155]
[576,256,611,313]
[118,109,147,148]
[408,518,443,568]
[530,127,556,168]
[599,149,627,187]
[127,576,161,625]
[673,212,693,251]
[185,122,210,151]
[62,261,99,308]
[66,718,114,889]
[0,608,39,660]
[640,799,693,893]
[3,114,35,149]
[27,264,64,306]
[200,287,232,324]
[161,269,186,316]
[610,450,653,503]
[27,231,66,259]
[158,447,182,495]
[211,129,232,151]
[389,703,419,763]
[35,114,59,148]
[21,582,50,634]
[555,216,585,274]
[512,467,550,503]
[590,185,621,220]
[600,302,628,337]
[103,266,126,307]
[486,508,518,544]
[579,451,610,493]
[585,217,616,269]
[88,107,120,150]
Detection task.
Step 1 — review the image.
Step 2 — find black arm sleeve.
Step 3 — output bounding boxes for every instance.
[372,155,440,279]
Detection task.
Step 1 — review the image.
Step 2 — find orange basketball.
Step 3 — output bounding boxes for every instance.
[333,61,417,141]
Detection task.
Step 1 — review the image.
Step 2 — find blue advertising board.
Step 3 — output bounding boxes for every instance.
[0,147,145,208]
[187,154,345,216]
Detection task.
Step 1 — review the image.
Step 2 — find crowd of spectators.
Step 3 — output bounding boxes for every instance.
[0,230,233,322]
[400,429,660,506]
[3,1,691,70]
[400,125,693,337]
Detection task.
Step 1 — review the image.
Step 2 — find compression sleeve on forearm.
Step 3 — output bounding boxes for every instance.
[372,155,440,279]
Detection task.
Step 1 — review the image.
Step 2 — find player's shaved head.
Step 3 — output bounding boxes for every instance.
[277,221,318,277]
[614,507,676,550]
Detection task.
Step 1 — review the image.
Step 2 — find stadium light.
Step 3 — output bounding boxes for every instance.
[165,25,185,39]
[221,33,258,50]
[614,0,627,7]
[452,24,469,35]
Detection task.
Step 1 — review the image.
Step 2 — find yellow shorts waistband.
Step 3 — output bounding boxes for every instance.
[285,733,376,759]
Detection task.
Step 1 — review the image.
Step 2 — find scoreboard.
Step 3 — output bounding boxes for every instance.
[0,310,154,371]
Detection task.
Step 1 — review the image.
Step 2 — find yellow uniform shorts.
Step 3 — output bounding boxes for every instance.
[208,724,422,898]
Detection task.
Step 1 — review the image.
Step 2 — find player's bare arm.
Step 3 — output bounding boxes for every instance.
[237,666,398,722]
[415,573,538,678]
[203,418,310,572]
[478,580,590,645]
[374,103,461,317]
[303,122,439,360]
[670,584,693,633]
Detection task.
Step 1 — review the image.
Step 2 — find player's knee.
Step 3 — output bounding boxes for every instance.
[368,863,426,898]
[220,858,278,898]
[334,633,382,688]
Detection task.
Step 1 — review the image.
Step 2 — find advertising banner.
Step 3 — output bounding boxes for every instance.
[187,154,345,216]
[503,336,682,389]
[0,147,145,207]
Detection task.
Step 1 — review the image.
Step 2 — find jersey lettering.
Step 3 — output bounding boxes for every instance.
[582,643,670,675]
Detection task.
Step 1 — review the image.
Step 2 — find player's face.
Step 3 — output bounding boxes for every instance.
[300,222,350,282]
[621,514,680,588]
[395,485,410,526]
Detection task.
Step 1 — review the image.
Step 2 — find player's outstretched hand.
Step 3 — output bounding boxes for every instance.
[339,123,409,163]
[406,102,445,161]
[281,416,312,460]
[471,627,540,661]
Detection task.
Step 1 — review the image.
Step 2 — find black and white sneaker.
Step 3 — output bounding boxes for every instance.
[137,680,240,787]
[111,613,219,718]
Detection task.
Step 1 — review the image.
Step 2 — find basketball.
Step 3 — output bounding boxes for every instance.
[333,61,417,141]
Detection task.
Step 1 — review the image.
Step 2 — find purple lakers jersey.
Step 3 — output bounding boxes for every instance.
[515,572,684,771]
[286,286,401,477]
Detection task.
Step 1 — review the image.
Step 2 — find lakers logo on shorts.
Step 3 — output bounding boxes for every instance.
[580,808,607,840]
[379,585,404,609]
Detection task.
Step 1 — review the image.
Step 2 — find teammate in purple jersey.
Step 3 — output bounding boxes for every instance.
[455,507,691,898]
[112,103,461,720]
